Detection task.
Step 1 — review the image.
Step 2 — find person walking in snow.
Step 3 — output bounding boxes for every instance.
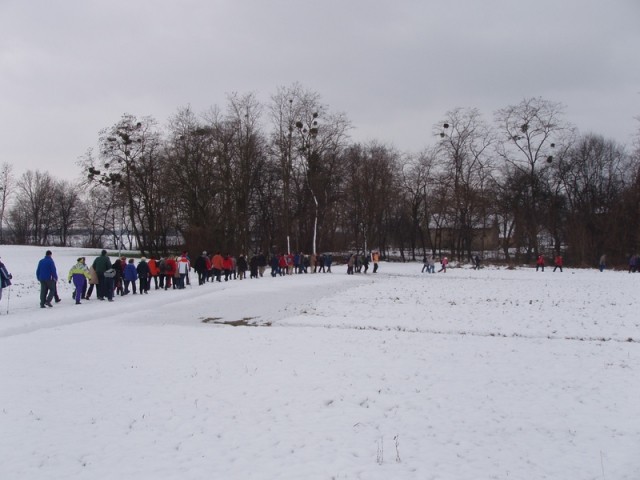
[257,252,267,277]
[371,251,380,273]
[177,254,190,288]
[147,256,160,289]
[36,250,58,308]
[222,254,233,281]
[84,266,98,300]
[137,257,150,294]
[536,254,545,272]
[553,254,563,272]
[249,254,259,279]
[346,253,355,275]
[212,252,224,282]
[123,258,138,294]
[599,254,606,272]
[92,249,113,301]
[362,253,370,273]
[163,256,177,289]
[68,257,91,305]
[237,254,248,280]
[193,251,209,286]
[438,256,449,273]
[0,256,12,306]
[112,256,125,296]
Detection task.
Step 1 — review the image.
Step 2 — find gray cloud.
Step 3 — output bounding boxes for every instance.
[1,0,639,180]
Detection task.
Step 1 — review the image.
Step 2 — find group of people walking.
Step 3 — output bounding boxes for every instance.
[535,254,564,272]
[30,249,352,310]
[421,255,449,273]
[0,247,622,312]
[193,251,270,283]
[268,252,336,277]
[35,249,195,308]
[345,251,380,275]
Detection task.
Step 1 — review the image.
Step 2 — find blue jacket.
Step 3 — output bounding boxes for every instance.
[124,263,138,282]
[36,255,58,282]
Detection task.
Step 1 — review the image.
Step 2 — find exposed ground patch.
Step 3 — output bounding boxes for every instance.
[202,316,271,327]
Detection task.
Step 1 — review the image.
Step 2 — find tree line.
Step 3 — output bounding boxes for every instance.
[2,84,639,267]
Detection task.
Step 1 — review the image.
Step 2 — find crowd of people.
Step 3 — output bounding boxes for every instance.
[0,248,618,312]
[30,249,378,310]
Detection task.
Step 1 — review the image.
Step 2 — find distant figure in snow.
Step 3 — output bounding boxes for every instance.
[371,251,380,273]
[438,256,449,273]
[0,256,12,305]
[553,255,563,272]
[599,254,606,272]
[536,254,545,272]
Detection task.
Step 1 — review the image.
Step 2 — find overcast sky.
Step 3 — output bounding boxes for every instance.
[1,0,639,181]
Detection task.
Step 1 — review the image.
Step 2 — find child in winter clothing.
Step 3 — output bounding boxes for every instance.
[68,257,91,305]
[123,258,138,294]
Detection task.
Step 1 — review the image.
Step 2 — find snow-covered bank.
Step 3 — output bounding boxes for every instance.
[0,245,638,479]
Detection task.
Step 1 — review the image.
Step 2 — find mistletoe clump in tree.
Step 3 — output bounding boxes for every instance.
[86,113,170,256]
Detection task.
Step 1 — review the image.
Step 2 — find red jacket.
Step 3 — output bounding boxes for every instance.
[148,258,159,276]
[554,256,563,266]
[212,254,224,270]
[222,256,233,271]
[164,257,177,276]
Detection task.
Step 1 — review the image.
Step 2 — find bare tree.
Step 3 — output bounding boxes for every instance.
[269,83,351,254]
[225,92,268,254]
[494,97,574,261]
[0,162,14,243]
[166,106,221,255]
[435,107,495,260]
[76,185,116,248]
[341,142,399,256]
[8,170,56,245]
[85,114,166,256]
[52,179,81,246]
[556,133,628,264]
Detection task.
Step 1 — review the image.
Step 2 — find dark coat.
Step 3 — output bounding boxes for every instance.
[137,260,150,278]
[92,254,112,274]
[0,261,12,288]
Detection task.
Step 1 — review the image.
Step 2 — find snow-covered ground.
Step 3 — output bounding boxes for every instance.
[0,245,638,479]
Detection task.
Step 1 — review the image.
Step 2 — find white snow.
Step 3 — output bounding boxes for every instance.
[0,245,638,479]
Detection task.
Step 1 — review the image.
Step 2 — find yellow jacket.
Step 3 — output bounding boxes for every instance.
[68,262,91,282]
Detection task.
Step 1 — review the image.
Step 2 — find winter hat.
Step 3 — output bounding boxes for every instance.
[140,257,146,261]
[46,250,52,256]
[202,251,207,255]
[101,249,107,255]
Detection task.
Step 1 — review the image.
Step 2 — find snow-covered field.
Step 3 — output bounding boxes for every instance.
[0,245,638,479]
